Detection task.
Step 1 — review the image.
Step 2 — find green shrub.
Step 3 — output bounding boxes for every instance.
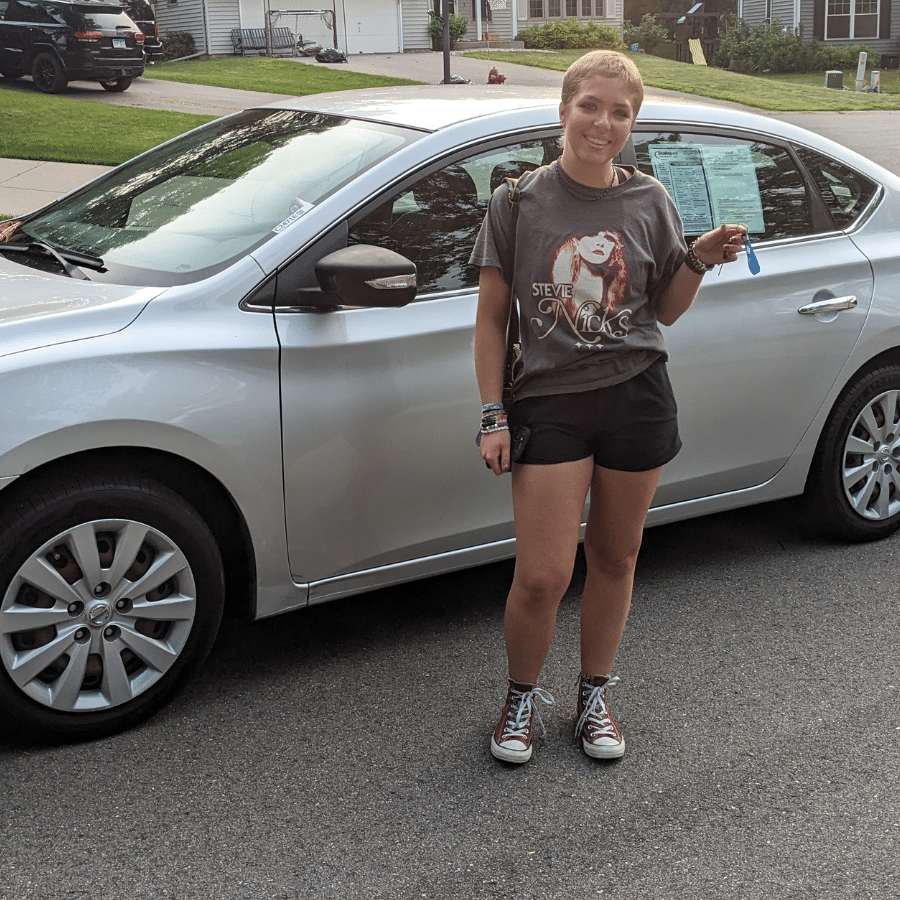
[428,13,468,48]
[719,19,878,73]
[160,31,196,62]
[516,18,624,51]
[623,15,672,57]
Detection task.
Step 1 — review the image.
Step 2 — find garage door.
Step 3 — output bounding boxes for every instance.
[342,0,400,54]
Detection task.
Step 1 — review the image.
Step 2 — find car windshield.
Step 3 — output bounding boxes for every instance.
[16,109,416,286]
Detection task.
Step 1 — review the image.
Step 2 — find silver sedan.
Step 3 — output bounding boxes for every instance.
[1,86,898,740]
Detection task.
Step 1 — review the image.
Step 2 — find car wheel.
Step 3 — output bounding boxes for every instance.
[100,76,133,92]
[30,52,67,93]
[806,365,900,541]
[0,474,224,741]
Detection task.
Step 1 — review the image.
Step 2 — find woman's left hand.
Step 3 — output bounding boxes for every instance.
[693,224,748,268]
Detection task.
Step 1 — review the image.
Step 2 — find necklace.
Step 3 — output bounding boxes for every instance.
[555,161,618,202]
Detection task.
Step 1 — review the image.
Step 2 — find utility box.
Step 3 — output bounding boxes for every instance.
[881,54,899,70]
[825,70,843,90]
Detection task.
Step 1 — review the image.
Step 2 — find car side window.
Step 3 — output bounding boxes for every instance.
[10,0,55,23]
[792,146,878,230]
[632,131,810,241]
[348,138,561,295]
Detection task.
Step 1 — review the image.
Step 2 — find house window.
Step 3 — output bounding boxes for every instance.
[826,0,879,38]
[548,0,562,15]
[529,0,543,17]
[566,0,578,14]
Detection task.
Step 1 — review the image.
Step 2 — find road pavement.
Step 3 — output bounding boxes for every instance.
[2,499,898,899]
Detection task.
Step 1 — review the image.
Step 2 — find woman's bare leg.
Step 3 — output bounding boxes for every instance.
[504,457,595,684]
[579,465,662,676]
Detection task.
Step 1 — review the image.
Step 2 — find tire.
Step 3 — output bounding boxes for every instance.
[100,76,133,92]
[30,51,67,93]
[806,364,900,541]
[0,474,224,742]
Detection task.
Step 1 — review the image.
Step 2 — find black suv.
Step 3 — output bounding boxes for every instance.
[0,0,145,93]
[121,0,161,63]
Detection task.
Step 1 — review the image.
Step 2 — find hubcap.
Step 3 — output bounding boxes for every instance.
[0,519,197,712]
[841,389,900,522]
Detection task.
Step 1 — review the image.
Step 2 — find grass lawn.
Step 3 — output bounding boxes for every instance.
[0,58,420,167]
[0,89,214,166]
[145,56,419,94]
[2,53,898,171]
[462,49,900,111]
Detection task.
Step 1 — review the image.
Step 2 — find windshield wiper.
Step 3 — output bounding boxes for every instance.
[0,241,106,280]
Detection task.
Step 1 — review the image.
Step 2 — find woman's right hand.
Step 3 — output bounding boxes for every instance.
[481,429,512,475]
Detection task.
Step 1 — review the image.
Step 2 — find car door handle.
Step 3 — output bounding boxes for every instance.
[798,295,858,315]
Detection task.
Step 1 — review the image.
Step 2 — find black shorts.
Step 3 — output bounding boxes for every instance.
[508,359,682,471]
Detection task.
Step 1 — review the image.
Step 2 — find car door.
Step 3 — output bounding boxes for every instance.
[0,0,44,72]
[275,136,560,596]
[629,127,876,508]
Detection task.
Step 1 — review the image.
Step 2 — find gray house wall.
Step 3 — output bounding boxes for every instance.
[740,0,897,57]
[402,1,432,50]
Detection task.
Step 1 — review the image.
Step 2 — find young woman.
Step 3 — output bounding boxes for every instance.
[470,50,746,764]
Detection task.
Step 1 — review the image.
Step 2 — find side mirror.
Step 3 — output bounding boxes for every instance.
[315,245,417,308]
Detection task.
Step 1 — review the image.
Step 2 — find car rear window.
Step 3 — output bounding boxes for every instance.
[73,8,137,29]
[793,146,879,230]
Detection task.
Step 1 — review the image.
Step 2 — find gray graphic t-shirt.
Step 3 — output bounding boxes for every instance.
[469,162,687,401]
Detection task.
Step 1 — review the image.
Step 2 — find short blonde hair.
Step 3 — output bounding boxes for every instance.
[561,50,644,116]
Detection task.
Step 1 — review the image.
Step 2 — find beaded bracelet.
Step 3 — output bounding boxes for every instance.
[685,239,714,275]
[481,414,508,431]
[481,423,510,434]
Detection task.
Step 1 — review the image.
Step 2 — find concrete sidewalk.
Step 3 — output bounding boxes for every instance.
[0,158,111,218]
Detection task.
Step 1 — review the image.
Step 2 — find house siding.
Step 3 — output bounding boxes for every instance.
[772,0,797,27]
[402,1,432,50]
[208,0,239,55]
[741,0,897,55]
[153,0,212,55]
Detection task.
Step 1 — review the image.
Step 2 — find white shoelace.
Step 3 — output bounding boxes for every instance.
[499,685,555,742]
[574,676,620,740]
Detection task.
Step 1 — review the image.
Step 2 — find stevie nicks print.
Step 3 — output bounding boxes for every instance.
[532,229,631,349]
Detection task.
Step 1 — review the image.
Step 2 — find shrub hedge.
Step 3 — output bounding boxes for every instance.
[716,20,879,73]
[516,18,624,51]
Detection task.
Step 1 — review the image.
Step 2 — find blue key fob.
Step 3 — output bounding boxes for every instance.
[745,237,760,275]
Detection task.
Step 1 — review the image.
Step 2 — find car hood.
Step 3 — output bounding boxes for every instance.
[0,257,162,358]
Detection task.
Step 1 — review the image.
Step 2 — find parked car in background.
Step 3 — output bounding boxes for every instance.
[0,87,899,742]
[0,0,144,92]
[121,0,160,63]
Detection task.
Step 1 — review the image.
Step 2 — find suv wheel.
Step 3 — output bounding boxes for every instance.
[31,52,67,93]
[100,76,133,92]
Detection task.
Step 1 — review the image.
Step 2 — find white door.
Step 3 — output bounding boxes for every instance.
[342,0,400,53]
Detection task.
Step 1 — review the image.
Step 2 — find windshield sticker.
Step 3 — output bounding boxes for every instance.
[273,201,314,233]
[649,144,765,236]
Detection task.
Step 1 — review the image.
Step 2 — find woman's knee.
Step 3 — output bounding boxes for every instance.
[510,565,572,608]
[583,534,642,581]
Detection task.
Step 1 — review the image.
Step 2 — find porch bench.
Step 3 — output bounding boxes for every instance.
[231,27,296,57]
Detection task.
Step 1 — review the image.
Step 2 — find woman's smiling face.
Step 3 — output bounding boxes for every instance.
[559,75,636,187]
